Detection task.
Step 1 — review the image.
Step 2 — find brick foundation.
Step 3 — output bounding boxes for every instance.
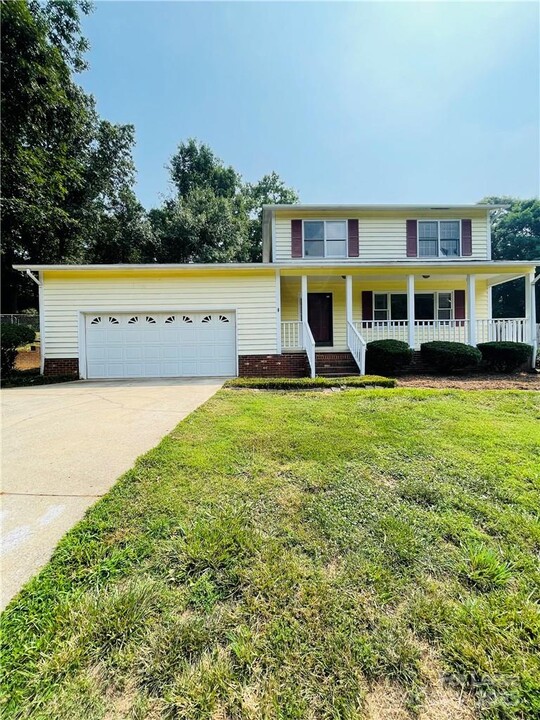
[44,358,79,377]
[238,353,309,377]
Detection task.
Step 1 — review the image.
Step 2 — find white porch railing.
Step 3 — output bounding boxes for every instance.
[281,320,304,350]
[303,320,316,378]
[354,320,409,344]
[282,321,315,376]
[355,318,530,349]
[347,321,366,375]
[415,320,470,346]
[476,318,528,344]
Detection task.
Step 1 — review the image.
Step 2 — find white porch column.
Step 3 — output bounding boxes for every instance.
[301,275,308,322]
[467,274,477,346]
[530,272,537,367]
[407,274,415,348]
[524,271,533,343]
[345,275,353,324]
[275,270,281,354]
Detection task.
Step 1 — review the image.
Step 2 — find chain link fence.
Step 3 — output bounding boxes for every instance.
[0,314,40,331]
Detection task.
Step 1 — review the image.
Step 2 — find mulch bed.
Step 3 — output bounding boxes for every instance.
[397,372,540,390]
[15,350,40,371]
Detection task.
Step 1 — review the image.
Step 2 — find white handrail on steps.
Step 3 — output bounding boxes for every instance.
[303,320,316,378]
[281,321,303,349]
[347,320,366,375]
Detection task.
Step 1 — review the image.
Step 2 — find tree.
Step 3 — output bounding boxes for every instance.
[1,0,96,310]
[1,1,153,310]
[243,171,299,262]
[478,197,540,318]
[88,188,156,263]
[169,138,240,199]
[152,140,297,264]
[150,188,248,264]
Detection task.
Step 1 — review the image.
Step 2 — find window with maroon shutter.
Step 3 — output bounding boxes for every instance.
[406,220,418,257]
[291,219,302,258]
[461,220,472,256]
[454,289,466,325]
[347,219,359,257]
[362,291,373,327]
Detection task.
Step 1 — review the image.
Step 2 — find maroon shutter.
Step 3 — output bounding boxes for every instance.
[291,219,302,258]
[347,219,359,257]
[406,220,418,257]
[461,219,472,256]
[454,290,466,323]
[362,291,373,323]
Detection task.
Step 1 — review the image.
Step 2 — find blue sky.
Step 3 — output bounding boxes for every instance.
[79,1,540,209]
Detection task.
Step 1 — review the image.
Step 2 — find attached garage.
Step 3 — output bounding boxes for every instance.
[12,264,279,378]
[85,311,236,379]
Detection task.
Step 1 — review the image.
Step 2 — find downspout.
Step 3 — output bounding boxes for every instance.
[22,269,45,374]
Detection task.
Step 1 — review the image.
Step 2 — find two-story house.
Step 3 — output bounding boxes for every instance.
[15,204,538,379]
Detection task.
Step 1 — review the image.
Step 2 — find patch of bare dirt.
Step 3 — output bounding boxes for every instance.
[15,349,40,370]
[364,678,476,720]
[397,372,539,390]
[365,645,476,720]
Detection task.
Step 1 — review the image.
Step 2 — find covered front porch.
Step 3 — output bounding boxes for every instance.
[278,267,537,376]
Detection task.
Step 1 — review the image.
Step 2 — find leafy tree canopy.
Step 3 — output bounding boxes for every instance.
[478,197,540,318]
[1,0,149,310]
[151,140,298,264]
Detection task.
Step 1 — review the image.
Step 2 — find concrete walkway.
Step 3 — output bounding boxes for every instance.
[1,377,224,610]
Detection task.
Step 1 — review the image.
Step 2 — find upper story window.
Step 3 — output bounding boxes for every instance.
[304,220,347,258]
[418,221,460,258]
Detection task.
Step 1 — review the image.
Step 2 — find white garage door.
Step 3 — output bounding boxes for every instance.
[85,312,236,378]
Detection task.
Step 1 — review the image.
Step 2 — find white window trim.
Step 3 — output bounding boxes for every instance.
[418,220,462,259]
[302,219,348,259]
[373,291,454,321]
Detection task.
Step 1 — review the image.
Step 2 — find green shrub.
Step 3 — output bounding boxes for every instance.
[365,340,413,375]
[225,375,395,390]
[477,341,532,372]
[420,341,481,373]
[1,324,36,376]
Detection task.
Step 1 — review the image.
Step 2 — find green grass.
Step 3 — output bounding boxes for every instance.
[225,375,395,389]
[1,389,539,719]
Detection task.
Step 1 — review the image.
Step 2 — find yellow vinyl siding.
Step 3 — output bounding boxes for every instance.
[274,211,489,262]
[42,270,277,359]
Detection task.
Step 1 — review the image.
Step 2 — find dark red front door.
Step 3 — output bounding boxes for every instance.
[308,293,333,347]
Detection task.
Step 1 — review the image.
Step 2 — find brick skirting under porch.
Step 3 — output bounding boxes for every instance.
[238,353,309,377]
[44,358,79,377]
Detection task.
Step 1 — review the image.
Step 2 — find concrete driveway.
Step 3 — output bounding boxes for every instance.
[1,378,224,610]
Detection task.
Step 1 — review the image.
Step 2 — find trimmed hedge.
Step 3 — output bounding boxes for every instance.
[1,324,36,376]
[0,369,74,389]
[421,341,482,373]
[225,375,395,390]
[477,341,532,372]
[366,340,413,375]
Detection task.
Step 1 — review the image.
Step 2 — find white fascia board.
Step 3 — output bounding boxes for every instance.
[263,203,508,212]
[14,260,539,273]
[14,262,276,272]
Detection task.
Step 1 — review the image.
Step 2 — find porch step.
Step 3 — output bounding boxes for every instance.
[316,352,359,377]
[410,351,432,374]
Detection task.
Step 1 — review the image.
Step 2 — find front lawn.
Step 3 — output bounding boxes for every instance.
[1,389,539,719]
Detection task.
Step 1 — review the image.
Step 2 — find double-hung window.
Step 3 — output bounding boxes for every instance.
[373,293,408,321]
[418,221,460,257]
[374,292,453,322]
[415,292,453,321]
[304,221,347,258]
